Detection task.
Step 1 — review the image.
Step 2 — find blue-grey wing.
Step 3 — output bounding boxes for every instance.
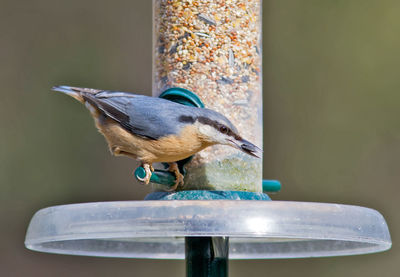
[86,91,185,139]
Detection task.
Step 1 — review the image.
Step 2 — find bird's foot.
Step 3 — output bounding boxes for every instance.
[136,163,152,185]
[167,162,184,191]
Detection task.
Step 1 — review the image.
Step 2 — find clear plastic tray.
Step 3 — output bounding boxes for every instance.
[25,200,391,259]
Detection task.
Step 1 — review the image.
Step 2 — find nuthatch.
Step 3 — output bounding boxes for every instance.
[53,86,262,190]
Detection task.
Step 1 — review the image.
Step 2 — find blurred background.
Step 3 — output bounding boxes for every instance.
[0,0,399,276]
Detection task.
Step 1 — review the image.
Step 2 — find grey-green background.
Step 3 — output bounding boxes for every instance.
[1,0,398,276]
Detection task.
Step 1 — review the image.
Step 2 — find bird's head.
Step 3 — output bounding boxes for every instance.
[179,108,262,158]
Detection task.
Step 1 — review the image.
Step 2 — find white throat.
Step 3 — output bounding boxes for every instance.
[195,121,231,145]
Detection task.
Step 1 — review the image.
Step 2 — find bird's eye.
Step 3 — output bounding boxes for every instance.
[219,125,228,134]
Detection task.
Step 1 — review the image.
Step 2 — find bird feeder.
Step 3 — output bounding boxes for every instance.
[25,1,391,277]
[153,0,263,192]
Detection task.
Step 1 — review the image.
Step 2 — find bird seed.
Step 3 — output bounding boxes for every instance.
[153,0,263,192]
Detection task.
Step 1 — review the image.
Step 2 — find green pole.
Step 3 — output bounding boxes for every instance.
[185,237,229,277]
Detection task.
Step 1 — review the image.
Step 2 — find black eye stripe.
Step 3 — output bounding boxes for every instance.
[197,116,215,126]
[197,116,241,139]
[178,115,195,123]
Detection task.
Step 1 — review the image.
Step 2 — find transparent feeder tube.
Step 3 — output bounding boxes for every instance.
[153,0,263,192]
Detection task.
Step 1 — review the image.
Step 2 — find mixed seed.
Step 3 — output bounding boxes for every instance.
[153,0,262,191]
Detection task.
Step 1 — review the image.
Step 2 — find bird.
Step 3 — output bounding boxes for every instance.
[52,86,262,190]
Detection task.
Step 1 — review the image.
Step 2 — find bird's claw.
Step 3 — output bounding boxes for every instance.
[167,172,184,191]
[136,174,151,185]
[136,163,152,185]
[167,162,184,191]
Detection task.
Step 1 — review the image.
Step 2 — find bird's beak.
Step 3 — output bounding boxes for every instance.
[228,138,263,158]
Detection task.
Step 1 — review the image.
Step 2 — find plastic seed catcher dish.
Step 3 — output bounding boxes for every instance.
[25,200,391,259]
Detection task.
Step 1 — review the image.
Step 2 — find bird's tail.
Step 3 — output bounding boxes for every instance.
[52,85,101,103]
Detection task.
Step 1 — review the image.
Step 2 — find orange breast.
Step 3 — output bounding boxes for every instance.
[93,116,211,163]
